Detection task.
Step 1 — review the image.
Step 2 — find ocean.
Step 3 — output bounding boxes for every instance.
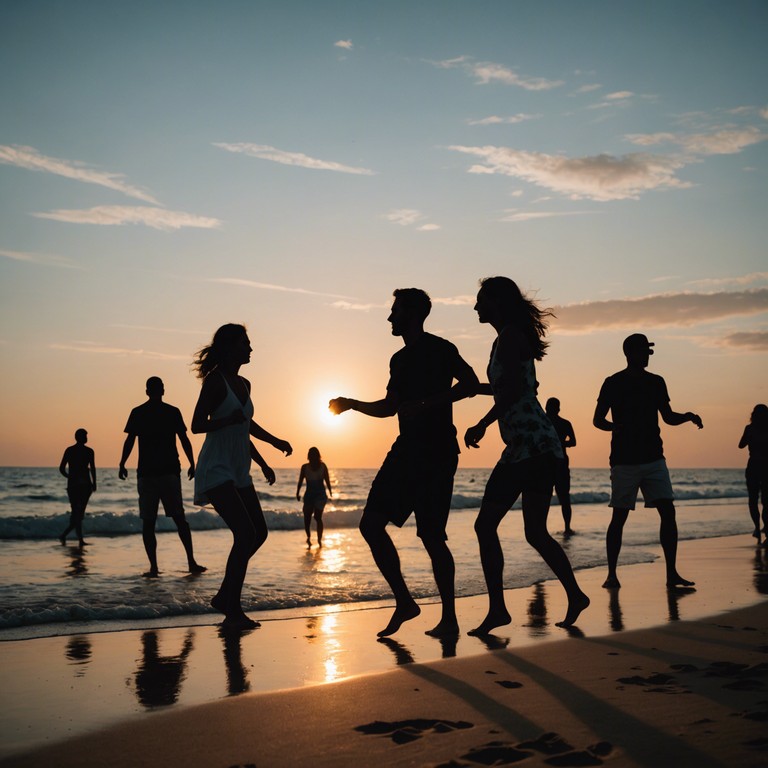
[0,466,751,637]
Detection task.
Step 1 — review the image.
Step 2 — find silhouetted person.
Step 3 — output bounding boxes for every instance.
[134,630,194,708]
[192,323,292,630]
[296,447,332,547]
[59,428,96,546]
[545,397,576,535]
[593,333,703,589]
[119,377,205,577]
[330,288,478,637]
[738,404,768,544]
[465,277,589,632]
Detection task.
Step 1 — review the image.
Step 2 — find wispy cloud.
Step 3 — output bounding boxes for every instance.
[448,145,690,201]
[467,113,539,126]
[688,272,768,289]
[433,295,475,306]
[214,143,375,175]
[500,209,598,223]
[334,39,353,50]
[208,278,354,300]
[714,331,768,351]
[383,209,440,230]
[111,324,204,335]
[552,289,768,332]
[574,83,602,94]
[0,145,159,203]
[330,300,386,311]
[434,56,563,91]
[0,249,79,269]
[50,341,187,360]
[626,126,767,156]
[33,206,221,230]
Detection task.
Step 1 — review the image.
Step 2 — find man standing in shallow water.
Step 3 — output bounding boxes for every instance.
[119,377,205,577]
[593,334,703,589]
[59,428,96,546]
[330,288,479,637]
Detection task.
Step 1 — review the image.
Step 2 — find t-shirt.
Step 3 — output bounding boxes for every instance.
[597,369,670,466]
[124,401,186,478]
[386,332,473,454]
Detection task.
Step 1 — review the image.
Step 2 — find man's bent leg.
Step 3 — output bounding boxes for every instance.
[604,508,629,588]
[142,519,159,576]
[359,510,419,636]
[173,515,206,573]
[421,536,458,636]
[657,500,695,587]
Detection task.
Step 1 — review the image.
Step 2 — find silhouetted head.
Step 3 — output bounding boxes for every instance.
[74,428,88,443]
[389,288,431,337]
[751,404,768,427]
[623,333,654,368]
[307,447,321,466]
[545,397,560,416]
[146,376,164,398]
[193,323,250,378]
[475,276,553,360]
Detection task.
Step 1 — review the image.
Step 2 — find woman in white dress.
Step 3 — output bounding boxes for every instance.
[191,323,292,629]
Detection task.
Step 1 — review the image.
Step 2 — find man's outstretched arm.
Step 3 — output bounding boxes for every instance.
[329,393,398,419]
[659,402,703,429]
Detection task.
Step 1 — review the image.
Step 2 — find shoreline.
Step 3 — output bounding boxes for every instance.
[1,533,767,765]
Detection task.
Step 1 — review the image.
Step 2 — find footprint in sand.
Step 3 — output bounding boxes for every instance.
[495,680,524,689]
[355,718,473,744]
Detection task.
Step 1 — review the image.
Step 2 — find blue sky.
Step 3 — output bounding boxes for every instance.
[1,0,766,468]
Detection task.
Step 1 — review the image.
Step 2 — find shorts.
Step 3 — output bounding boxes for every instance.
[138,474,185,521]
[482,452,556,508]
[303,492,328,512]
[67,485,92,520]
[364,447,458,540]
[609,459,674,510]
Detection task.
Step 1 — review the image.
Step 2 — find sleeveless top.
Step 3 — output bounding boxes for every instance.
[488,341,562,465]
[303,464,328,504]
[194,375,254,505]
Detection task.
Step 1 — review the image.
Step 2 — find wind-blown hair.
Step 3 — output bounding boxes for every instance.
[479,276,554,360]
[393,288,431,322]
[307,446,322,467]
[192,323,247,379]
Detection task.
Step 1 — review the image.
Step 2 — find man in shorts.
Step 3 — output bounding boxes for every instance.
[545,397,576,536]
[330,288,478,637]
[59,428,97,546]
[119,377,205,577]
[593,334,703,589]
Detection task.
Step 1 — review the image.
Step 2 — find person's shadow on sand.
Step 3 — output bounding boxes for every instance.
[133,630,194,708]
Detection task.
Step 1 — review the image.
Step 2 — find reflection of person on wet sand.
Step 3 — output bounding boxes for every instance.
[464,277,589,633]
[192,324,292,630]
[330,288,479,638]
[219,625,251,696]
[545,397,576,535]
[134,630,194,708]
[119,377,205,577]
[593,333,703,590]
[296,447,332,547]
[59,429,96,547]
[738,404,768,544]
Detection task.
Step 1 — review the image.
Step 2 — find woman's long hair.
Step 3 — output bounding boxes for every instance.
[307,447,322,468]
[480,276,554,360]
[751,404,768,427]
[192,323,247,379]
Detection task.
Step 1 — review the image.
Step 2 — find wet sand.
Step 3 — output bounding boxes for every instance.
[1,533,767,766]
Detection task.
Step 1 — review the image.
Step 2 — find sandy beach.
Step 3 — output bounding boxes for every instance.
[1,532,767,766]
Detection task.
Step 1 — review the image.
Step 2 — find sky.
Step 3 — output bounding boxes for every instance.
[1,0,766,470]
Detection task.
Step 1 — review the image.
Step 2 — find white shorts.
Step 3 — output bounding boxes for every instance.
[609,459,674,510]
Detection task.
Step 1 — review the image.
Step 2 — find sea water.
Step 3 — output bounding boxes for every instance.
[0,467,751,635]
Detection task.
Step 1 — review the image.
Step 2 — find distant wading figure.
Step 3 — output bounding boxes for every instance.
[464,277,589,632]
[330,288,479,638]
[593,333,703,589]
[119,376,205,577]
[296,447,332,547]
[738,404,768,544]
[545,397,577,535]
[192,324,292,630]
[59,428,97,547]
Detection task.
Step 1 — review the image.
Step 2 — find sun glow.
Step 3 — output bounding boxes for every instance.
[316,391,345,427]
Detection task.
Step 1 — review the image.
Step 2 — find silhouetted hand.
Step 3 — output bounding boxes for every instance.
[275,439,292,456]
[464,422,486,449]
[261,465,276,485]
[296,491,301,501]
[329,397,352,415]
[187,466,195,480]
[688,413,703,429]
[119,466,128,480]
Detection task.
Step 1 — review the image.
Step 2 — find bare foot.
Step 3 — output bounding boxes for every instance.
[667,574,695,588]
[425,618,459,637]
[222,614,260,630]
[59,534,66,545]
[377,602,421,637]
[564,528,575,537]
[467,608,512,636]
[78,540,89,547]
[188,563,207,573]
[556,592,590,627]
[142,567,160,578]
[602,575,621,589]
[210,593,227,615]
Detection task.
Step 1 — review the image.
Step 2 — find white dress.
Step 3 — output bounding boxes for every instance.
[194,375,254,505]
